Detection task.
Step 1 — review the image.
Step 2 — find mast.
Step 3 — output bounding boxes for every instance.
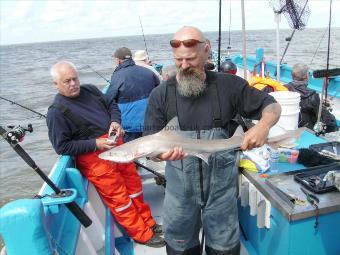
[275,13,281,82]
[217,0,222,71]
[241,0,248,79]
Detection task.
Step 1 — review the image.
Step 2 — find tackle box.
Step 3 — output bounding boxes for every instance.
[294,163,340,194]
[309,141,339,155]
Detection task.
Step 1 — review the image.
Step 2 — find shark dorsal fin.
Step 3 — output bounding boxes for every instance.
[161,117,180,133]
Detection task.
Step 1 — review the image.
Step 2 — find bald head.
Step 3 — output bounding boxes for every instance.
[50,61,80,98]
[171,26,209,97]
[173,26,206,42]
[171,26,209,71]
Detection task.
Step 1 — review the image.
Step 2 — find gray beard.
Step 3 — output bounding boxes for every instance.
[177,69,206,97]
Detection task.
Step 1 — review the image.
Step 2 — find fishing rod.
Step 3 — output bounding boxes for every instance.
[226,0,232,55]
[1,96,166,182]
[138,15,150,58]
[309,28,327,65]
[0,96,47,118]
[134,161,166,187]
[325,0,332,77]
[82,65,111,84]
[312,66,340,124]
[314,0,334,135]
[0,125,92,227]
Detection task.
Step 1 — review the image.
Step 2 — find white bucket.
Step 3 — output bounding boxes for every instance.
[276,110,300,130]
[269,91,301,130]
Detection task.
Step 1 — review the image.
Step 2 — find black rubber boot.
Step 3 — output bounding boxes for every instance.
[166,243,200,255]
[205,242,240,255]
[144,233,166,248]
[152,223,163,234]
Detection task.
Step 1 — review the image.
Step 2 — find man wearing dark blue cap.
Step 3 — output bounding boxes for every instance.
[107,47,160,142]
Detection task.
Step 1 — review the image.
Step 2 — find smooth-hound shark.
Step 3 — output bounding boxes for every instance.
[99,118,306,163]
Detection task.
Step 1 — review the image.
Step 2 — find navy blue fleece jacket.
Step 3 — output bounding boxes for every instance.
[47,85,121,156]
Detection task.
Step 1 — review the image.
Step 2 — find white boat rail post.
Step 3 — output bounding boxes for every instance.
[275,12,281,82]
[241,0,248,80]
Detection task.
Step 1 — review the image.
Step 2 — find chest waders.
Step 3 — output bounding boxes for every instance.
[165,78,240,255]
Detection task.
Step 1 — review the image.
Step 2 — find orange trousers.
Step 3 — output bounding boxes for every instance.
[76,137,155,243]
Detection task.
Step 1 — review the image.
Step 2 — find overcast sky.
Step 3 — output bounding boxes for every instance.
[1,0,339,45]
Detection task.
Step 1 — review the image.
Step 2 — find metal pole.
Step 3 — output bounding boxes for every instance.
[217,0,222,71]
[241,0,247,80]
[275,13,281,82]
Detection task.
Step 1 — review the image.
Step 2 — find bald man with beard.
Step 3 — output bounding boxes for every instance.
[144,26,281,255]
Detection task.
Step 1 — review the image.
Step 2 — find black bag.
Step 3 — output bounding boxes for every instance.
[320,106,338,133]
[299,92,338,132]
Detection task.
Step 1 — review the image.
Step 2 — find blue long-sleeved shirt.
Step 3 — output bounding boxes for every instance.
[47,85,121,156]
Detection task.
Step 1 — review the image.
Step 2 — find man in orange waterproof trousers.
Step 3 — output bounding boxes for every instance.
[47,61,164,247]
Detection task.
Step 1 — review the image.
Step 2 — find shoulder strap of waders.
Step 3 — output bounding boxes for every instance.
[207,71,222,128]
[165,76,178,122]
[165,72,223,128]
[209,72,251,132]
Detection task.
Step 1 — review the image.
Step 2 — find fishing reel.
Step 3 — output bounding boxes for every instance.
[5,124,33,144]
[322,99,333,112]
[313,122,326,136]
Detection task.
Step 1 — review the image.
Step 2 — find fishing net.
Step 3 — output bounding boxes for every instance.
[270,0,311,30]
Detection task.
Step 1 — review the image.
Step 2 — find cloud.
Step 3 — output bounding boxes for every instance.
[11,0,33,20]
[0,0,339,45]
[40,1,85,22]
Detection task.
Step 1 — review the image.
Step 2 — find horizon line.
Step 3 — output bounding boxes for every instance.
[1,27,337,47]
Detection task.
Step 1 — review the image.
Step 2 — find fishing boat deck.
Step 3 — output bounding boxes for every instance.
[134,163,166,254]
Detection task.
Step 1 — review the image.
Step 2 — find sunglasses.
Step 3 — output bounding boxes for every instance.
[170,39,205,48]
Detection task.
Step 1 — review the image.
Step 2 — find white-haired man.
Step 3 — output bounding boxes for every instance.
[286,63,338,132]
[47,61,164,248]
